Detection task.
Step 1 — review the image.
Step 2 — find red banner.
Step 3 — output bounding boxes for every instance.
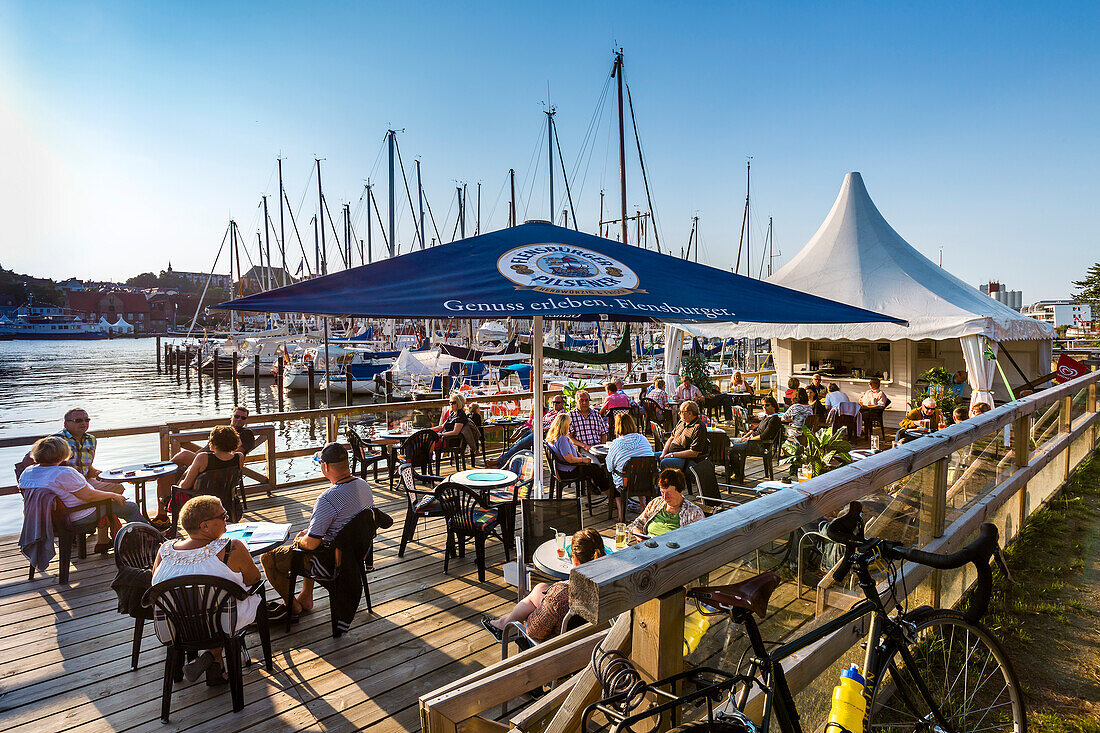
[1055,353,1088,383]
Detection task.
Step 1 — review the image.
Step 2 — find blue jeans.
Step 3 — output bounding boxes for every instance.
[660,456,695,471]
[71,500,147,530]
[497,430,533,467]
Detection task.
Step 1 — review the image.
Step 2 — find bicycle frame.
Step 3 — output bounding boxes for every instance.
[723,568,950,732]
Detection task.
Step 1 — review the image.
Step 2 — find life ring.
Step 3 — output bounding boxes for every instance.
[304,352,313,363]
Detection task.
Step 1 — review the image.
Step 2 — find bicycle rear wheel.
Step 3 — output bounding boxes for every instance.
[868,610,1025,732]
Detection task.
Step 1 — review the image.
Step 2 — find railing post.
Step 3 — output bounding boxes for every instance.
[232,350,239,405]
[266,426,276,496]
[630,587,685,732]
[1061,395,1072,479]
[1089,382,1097,452]
[276,357,285,413]
[920,457,949,606]
[253,355,261,411]
[1013,416,1030,534]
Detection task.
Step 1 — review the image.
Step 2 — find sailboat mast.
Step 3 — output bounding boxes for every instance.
[613,50,628,245]
[228,220,237,335]
[476,181,481,235]
[277,158,287,286]
[546,106,555,220]
[262,195,272,290]
[735,160,750,275]
[387,130,396,256]
[366,182,373,264]
[416,160,425,249]
[509,169,516,226]
[312,215,319,276]
[315,159,327,275]
[458,186,465,238]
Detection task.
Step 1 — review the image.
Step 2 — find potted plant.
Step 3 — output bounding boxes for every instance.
[783,425,854,480]
[915,366,958,421]
[560,380,586,410]
[680,354,718,397]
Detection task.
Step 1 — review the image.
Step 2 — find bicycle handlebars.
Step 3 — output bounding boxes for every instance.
[824,501,1002,623]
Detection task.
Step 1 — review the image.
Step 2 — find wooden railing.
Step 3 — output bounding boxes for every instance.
[0,381,656,498]
[420,370,1099,732]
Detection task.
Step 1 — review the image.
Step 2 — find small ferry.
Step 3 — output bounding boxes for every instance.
[0,299,108,339]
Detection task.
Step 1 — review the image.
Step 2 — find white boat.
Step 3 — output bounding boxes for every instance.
[1,299,107,339]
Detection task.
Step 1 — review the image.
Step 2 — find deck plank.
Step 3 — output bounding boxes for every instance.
[0,451,779,732]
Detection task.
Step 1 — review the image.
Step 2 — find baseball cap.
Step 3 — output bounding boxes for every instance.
[315,442,348,464]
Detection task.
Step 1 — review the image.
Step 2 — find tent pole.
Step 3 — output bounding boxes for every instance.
[532,315,545,499]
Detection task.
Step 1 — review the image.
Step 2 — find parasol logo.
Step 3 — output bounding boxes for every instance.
[497,244,641,295]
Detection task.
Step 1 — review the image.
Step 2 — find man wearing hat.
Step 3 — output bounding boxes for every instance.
[261,442,374,621]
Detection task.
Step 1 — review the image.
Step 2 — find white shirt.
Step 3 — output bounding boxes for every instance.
[18,464,96,521]
[152,537,259,635]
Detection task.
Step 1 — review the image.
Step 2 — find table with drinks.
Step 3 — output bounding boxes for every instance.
[531,523,635,579]
[360,422,419,487]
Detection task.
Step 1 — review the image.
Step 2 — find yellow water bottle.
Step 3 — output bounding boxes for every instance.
[825,664,866,733]
[683,610,711,655]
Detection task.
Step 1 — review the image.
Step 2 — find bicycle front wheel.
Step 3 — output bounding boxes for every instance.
[868,610,1025,732]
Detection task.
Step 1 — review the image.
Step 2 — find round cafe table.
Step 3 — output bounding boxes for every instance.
[365,430,418,488]
[99,461,180,519]
[450,468,518,501]
[532,535,620,580]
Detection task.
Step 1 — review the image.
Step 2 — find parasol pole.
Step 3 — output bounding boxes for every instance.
[532,315,545,499]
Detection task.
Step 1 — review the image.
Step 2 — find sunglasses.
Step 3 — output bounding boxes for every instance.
[205,511,229,523]
[68,417,90,423]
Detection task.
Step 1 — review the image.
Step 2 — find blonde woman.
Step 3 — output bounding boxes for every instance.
[433,392,470,451]
[546,413,609,495]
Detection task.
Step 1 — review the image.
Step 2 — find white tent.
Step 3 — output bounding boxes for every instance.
[683,172,1053,410]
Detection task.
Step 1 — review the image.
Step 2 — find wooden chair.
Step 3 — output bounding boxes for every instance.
[145,575,272,722]
[437,481,508,583]
[113,522,164,669]
[287,507,389,636]
[396,462,445,557]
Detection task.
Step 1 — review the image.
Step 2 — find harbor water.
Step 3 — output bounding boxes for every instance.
[0,338,358,534]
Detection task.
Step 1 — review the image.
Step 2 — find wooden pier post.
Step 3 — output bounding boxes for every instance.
[276,357,285,412]
[253,355,261,410]
[213,348,220,397]
[307,362,316,410]
[231,351,239,405]
[442,374,452,398]
[156,336,161,373]
[345,364,353,407]
[196,347,203,392]
[184,347,191,388]
[175,346,181,383]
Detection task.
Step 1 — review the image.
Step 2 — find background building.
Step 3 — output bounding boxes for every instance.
[979,281,1023,311]
[1022,299,1094,329]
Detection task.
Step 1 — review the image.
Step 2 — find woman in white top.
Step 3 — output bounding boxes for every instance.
[152,495,261,685]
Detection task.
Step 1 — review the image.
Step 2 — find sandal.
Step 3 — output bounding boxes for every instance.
[184,651,216,683]
[266,602,298,624]
[480,615,504,642]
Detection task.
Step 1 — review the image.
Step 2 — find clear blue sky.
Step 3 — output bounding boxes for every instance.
[2,1,1097,300]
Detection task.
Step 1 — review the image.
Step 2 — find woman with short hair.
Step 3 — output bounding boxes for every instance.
[152,495,261,685]
[629,468,704,537]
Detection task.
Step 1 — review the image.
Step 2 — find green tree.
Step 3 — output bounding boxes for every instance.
[1072,262,1100,310]
[680,353,717,397]
[126,272,160,288]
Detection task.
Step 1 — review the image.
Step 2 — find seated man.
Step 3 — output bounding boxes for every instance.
[859,378,888,408]
[155,406,256,522]
[18,408,126,552]
[480,528,606,642]
[647,378,670,410]
[952,406,968,424]
[896,398,945,444]
[599,381,632,415]
[567,390,607,451]
[659,400,708,470]
[728,396,782,482]
[674,376,703,402]
[261,442,373,620]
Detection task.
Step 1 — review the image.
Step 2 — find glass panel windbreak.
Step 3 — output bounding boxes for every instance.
[1071,387,1089,423]
[944,428,1012,526]
[1030,400,1062,457]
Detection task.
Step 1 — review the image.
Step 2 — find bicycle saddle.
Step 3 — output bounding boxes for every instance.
[687,572,782,618]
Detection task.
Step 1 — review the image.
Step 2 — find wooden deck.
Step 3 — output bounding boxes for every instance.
[0,450,781,733]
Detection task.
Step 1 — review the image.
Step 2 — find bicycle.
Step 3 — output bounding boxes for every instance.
[582,500,1025,732]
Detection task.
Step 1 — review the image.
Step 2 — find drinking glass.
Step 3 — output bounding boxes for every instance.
[555,530,566,558]
[870,435,880,451]
[615,523,627,549]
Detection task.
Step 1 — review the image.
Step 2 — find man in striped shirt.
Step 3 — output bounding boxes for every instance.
[568,390,607,451]
[261,442,373,619]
